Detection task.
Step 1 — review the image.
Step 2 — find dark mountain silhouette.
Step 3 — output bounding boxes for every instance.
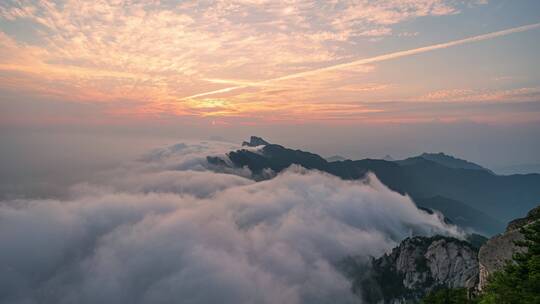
[326,155,348,162]
[494,163,540,175]
[241,136,270,147]
[415,196,504,235]
[208,137,540,235]
[396,152,494,174]
[382,155,395,161]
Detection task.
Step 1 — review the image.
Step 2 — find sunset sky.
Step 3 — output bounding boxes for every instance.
[2,2,540,302]
[1,0,540,171]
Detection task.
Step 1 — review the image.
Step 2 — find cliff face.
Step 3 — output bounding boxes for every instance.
[339,205,540,303]
[477,230,524,290]
[478,205,540,290]
[391,237,478,290]
[347,236,479,303]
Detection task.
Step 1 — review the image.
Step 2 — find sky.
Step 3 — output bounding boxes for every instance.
[1,0,540,180]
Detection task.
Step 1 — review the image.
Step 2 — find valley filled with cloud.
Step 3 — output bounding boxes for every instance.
[0,141,460,304]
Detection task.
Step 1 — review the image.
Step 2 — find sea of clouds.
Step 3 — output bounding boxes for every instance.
[0,141,461,304]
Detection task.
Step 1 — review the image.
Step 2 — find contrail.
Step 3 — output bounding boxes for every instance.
[182,22,540,100]
[185,85,244,100]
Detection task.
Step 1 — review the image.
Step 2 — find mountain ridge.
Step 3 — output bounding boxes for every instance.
[207,136,540,235]
[396,152,494,174]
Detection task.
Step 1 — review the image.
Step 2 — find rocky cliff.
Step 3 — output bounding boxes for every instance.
[342,236,479,303]
[339,205,540,303]
[478,205,540,290]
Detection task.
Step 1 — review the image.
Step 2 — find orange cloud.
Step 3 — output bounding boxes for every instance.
[418,87,540,102]
[5,0,534,125]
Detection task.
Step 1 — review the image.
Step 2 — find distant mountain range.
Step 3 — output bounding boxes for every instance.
[414,196,503,235]
[396,152,494,174]
[493,163,540,175]
[208,137,540,235]
[325,155,348,162]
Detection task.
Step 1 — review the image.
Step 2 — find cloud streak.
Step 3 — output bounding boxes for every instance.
[183,22,540,100]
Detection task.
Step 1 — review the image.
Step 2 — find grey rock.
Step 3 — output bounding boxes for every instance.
[392,237,478,290]
[351,236,478,303]
[477,230,524,290]
[477,205,540,290]
[506,205,540,232]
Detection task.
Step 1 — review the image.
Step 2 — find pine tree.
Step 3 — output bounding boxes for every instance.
[421,288,474,304]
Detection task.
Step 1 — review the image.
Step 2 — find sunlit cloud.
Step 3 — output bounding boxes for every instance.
[2,0,539,124]
[184,22,540,100]
[418,87,540,102]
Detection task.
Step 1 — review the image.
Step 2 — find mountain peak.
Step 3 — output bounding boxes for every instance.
[418,152,493,173]
[421,152,446,157]
[242,136,270,147]
[382,154,394,161]
[326,155,347,162]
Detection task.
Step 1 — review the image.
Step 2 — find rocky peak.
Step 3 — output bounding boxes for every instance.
[386,236,478,289]
[478,204,540,290]
[419,152,493,173]
[340,206,540,303]
[506,205,540,232]
[383,154,395,161]
[346,236,478,303]
[242,136,270,147]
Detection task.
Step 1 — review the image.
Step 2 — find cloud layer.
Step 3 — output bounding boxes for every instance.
[0,141,460,304]
[0,0,498,122]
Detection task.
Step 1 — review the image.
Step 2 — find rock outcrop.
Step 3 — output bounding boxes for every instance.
[478,205,540,290]
[241,136,270,147]
[343,236,479,303]
[338,205,540,303]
